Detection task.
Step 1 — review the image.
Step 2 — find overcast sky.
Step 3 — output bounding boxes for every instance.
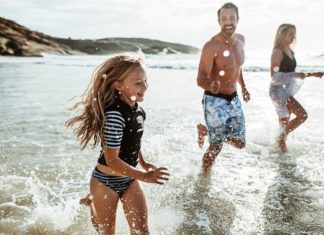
[1,0,323,54]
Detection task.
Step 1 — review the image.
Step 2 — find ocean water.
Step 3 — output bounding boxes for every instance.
[0,53,324,235]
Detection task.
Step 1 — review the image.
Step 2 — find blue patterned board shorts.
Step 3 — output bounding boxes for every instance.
[203,92,246,145]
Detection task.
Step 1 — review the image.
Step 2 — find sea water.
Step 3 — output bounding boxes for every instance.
[0,53,324,234]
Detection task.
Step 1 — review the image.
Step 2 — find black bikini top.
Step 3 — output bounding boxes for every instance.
[279,51,296,73]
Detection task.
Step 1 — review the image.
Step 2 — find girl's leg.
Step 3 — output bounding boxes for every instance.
[90,177,120,235]
[120,180,149,235]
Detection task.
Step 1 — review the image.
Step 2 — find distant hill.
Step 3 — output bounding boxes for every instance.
[0,17,198,57]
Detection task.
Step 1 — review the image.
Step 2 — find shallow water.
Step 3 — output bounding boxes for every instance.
[0,55,324,234]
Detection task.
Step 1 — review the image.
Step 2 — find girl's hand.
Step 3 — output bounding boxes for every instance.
[142,167,169,185]
[141,162,157,172]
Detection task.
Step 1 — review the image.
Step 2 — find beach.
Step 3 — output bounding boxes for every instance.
[0,53,324,234]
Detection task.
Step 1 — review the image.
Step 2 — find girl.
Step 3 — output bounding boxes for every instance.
[66,54,169,234]
[269,24,323,152]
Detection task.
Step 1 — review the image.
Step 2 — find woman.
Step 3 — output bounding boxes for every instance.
[269,23,323,152]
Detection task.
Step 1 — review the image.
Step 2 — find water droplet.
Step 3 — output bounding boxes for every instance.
[214,53,218,57]
[130,96,136,101]
[273,66,279,72]
[93,98,97,101]
[223,50,230,57]
[104,194,108,199]
[219,70,225,76]
[102,74,107,79]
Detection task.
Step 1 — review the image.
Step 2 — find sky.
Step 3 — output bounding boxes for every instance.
[1,0,324,54]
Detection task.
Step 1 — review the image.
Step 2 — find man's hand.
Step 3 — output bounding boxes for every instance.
[242,88,250,102]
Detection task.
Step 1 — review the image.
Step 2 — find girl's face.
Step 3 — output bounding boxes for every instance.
[116,66,148,106]
[283,27,296,46]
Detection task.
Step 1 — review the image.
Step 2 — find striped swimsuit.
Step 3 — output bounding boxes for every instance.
[93,97,145,196]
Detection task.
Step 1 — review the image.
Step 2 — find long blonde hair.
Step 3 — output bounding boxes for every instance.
[66,53,145,150]
[273,23,296,50]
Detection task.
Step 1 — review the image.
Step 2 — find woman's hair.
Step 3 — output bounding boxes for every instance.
[273,23,296,49]
[66,53,145,150]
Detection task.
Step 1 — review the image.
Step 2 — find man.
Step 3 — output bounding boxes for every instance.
[196,2,250,176]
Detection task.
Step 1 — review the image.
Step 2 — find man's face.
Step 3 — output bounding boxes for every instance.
[218,8,238,37]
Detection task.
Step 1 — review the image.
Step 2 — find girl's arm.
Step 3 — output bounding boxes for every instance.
[138,150,157,171]
[104,147,168,184]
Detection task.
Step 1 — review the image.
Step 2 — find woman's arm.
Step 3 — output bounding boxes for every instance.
[270,48,306,84]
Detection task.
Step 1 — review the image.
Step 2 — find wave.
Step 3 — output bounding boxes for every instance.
[1,53,323,72]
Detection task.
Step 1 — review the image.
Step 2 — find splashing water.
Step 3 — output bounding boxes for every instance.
[130,96,137,101]
[223,50,230,57]
[273,66,279,72]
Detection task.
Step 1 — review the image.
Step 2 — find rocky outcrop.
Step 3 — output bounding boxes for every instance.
[0,17,198,57]
[0,17,75,56]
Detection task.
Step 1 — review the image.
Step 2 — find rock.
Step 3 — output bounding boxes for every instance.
[0,17,199,57]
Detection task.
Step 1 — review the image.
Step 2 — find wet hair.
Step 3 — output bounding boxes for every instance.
[273,23,296,49]
[217,2,239,20]
[66,53,145,150]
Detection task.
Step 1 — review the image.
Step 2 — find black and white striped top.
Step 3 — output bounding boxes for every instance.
[103,111,125,148]
[98,97,145,167]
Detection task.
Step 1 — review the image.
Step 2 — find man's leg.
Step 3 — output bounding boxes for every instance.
[202,144,223,176]
[226,137,245,149]
[197,123,208,148]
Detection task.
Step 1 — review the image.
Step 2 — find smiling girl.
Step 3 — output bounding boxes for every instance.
[66,54,169,234]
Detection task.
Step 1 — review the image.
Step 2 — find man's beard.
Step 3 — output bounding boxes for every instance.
[221,24,236,37]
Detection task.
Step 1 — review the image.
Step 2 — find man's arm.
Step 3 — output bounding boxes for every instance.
[196,41,220,93]
[238,69,250,102]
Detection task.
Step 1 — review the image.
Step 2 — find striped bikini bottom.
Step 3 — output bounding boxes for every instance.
[92,167,134,197]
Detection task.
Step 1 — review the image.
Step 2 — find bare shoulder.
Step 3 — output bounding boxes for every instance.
[203,36,219,49]
[236,34,245,44]
[271,48,283,59]
[201,37,219,55]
